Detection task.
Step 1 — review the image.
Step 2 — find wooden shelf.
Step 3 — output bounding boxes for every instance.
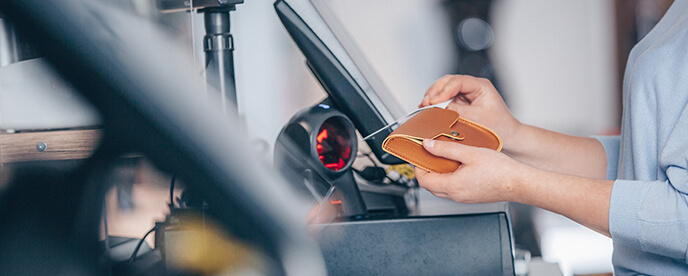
[0,129,102,163]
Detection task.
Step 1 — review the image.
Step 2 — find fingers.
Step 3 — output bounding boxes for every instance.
[420,75,453,107]
[423,139,479,164]
[414,167,451,198]
[441,75,487,104]
[419,75,489,108]
[426,75,462,106]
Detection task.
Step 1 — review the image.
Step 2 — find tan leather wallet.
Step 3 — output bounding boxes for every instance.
[382,107,502,174]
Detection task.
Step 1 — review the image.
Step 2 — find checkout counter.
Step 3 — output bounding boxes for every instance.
[316,191,514,275]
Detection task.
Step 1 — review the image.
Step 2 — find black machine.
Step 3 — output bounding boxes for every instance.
[274,0,515,275]
[275,103,367,218]
[275,101,412,219]
[273,0,416,220]
[275,0,407,166]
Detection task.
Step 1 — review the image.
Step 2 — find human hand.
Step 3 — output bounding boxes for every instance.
[414,139,529,204]
[419,75,520,151]
[305,202,338,225]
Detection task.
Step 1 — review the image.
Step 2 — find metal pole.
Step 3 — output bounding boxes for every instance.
[0,16,19,67]
[203,8,237,113]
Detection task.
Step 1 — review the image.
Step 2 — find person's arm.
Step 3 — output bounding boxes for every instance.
[419,75,607,179]
[417,75,688,259]
[417,137,688,259]
[505,124,608,179]
[415,139,613,236]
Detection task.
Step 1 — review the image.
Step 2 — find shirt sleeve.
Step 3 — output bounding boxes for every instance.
[593,135,620,180]
[607,115,688,261]
[609,178,688,261]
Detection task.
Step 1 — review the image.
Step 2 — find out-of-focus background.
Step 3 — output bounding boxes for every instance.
[0,0,675,275]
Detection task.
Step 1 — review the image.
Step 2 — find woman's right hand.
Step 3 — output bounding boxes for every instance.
[419,74,521,151]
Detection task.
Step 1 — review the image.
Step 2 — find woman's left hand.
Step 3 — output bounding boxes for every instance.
[415,138,613,237]
[414,139,529,204]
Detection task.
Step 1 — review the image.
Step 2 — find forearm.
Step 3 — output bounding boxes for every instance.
[417,139,613,236]
[503,123,608,179]
[511,165,614,237]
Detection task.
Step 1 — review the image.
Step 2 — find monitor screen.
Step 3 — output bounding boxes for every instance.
[275,0,406,164]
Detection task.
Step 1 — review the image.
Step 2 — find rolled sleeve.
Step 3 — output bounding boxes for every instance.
[594,135,621,180]
[610,178,688,261]
[608,179,647,251]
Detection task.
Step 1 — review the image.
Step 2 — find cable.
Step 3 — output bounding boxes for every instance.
[128,226,156,265]
[356,151,404,185]
[169,176,176,209]
[102,201,110,251]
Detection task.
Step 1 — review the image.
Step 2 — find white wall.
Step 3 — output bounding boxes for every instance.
[491,0,618,136]
[322,0,456,113]
[229,0,456,158]
[490,2,617,274]
[232,0,322,156]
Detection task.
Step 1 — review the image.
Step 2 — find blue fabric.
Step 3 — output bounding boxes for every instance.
[596,0,688,273]
[593,135,620,181]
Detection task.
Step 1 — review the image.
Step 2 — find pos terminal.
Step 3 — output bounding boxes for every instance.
[274,0,516,275]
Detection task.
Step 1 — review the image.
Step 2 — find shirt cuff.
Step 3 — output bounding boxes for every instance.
[609,179,647,250]
[593,135,620,180]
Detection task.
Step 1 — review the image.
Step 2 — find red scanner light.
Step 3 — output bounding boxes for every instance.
[316,119,353,172]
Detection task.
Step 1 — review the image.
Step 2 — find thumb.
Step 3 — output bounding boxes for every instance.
[423,139,478,163]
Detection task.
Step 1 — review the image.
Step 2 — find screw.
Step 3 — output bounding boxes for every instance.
[450,131,460,136]
[37,142,47,152]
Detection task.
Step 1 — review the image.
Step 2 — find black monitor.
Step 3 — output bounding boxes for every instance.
[275,0,407,164]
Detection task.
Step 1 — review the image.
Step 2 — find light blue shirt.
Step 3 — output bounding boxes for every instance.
[595,0,688,274]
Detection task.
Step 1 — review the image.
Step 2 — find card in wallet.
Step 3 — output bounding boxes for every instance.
[381,107,502,174]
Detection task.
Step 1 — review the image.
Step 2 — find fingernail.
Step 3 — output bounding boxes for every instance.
[424,139,435,148]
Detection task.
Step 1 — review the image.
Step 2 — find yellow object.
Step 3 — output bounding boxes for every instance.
[166,213,263,275]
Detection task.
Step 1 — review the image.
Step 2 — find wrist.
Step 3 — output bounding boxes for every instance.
[500,119,525,155]
[497,157,528,203]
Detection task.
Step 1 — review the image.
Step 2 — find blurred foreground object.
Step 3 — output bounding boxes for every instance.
[0,0,325,274]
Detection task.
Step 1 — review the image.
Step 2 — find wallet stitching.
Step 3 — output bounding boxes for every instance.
[384,134,424,144]
[380,108,503,174]
[386,118,501,150]
[455,117,503,151]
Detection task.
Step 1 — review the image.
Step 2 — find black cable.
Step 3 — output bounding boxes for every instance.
[169,176,176,209]
[356,151,404,185]
[128,226,156,265]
